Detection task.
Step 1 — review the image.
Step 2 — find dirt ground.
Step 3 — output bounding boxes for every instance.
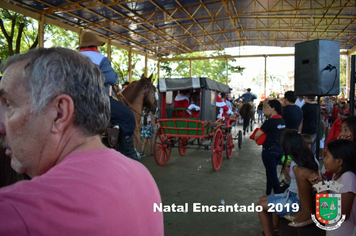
[139,123,268,236]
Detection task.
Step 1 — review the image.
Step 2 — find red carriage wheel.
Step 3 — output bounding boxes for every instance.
[211,129,224,171]
[178,138,187,156]
[226,133,234,159]
[154,129,171,166]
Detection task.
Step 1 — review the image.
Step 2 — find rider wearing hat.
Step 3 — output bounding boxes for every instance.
[79,32,138,160]
[78,32,118,94]
[235,88,257,111]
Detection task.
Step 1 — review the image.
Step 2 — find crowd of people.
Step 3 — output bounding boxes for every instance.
[0,32,355,236]
[168,86,356,235]
[248,91,356,236]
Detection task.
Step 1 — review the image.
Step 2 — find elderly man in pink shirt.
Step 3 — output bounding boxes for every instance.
[0,47,163,236]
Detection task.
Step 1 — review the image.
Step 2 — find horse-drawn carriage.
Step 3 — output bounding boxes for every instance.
[154,77,242,171]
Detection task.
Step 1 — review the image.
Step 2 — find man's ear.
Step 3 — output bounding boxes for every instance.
[50,94,74,133]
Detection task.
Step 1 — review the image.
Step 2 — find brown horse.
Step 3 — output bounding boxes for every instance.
[119,74,158,146]
[121,74,157,123]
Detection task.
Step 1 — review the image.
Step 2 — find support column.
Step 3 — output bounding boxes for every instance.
[346,52,351,97]
[107,39,111,62]
[349,55,355,116]
[38,14,45,48]
[78,29,83,47]
[225,57,229,85]
[190,59,193,77]
[145,53,148,77]
[128,48,132,83]
[264,55,267,97]
[157,60,161,79]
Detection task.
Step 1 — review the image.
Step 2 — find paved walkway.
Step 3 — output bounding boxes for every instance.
[139,123,269,236]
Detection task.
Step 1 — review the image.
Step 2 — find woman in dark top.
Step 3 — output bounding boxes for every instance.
[254,99,286,195]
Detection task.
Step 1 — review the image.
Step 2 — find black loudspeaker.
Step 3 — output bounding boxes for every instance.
[295,39,340,96]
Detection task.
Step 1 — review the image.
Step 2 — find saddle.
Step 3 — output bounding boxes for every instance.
[106,122,120,148]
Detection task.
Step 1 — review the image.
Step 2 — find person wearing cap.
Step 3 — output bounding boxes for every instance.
[216,95,233,120]
[78,32,118,94]
[79,32,138,160]
[221,93,233,111]
[173,90,191,117]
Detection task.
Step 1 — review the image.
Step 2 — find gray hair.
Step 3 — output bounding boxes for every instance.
[1,47,110,136]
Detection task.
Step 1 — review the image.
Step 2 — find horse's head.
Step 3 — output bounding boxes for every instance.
[121,74,158,116]
[141,74,158,115]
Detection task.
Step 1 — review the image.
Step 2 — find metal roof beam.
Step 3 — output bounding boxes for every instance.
[0,0,159,60]
[62,0,176,55]
[160,53,295,62]
[199,0,233,48]
[174,0,222,50]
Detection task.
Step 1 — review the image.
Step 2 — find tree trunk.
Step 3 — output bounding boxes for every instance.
[15,22,24,54]
[0,18,14,56]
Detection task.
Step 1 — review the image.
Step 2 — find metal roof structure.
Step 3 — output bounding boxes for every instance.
[2,0,356,58]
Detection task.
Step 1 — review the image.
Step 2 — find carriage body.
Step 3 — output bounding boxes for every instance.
[154,77,240,171]
[158,77,230,122]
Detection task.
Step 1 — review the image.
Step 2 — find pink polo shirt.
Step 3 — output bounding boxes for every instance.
[0,148,163,236]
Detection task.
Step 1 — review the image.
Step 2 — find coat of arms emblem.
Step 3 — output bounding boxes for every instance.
[311,181,346,231]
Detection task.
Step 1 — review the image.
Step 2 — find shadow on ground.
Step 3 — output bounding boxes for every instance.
[139,123,268,236]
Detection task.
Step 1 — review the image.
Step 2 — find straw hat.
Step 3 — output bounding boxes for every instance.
[79,32,105,47]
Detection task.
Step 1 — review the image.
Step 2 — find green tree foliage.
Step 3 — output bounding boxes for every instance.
[340,56,347,88]
[252,73,282,96]
[0,9,145,84]
[107,47,145,84]
[252,73,281,84]
[0,10,78,60]
[252,74,264,88]
[45,25,78,49]
[0,9,38,59]
[160,50,245,83]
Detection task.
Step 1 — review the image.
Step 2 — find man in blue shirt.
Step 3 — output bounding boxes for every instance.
[79,32,138,160]
[235,88,257,103]
[236,88,257,113]
[78,32,118,94]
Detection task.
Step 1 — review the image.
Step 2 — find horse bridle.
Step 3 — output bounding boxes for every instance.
[143,81,157,112]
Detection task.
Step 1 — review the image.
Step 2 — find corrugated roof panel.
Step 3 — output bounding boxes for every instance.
[2,0,356,56]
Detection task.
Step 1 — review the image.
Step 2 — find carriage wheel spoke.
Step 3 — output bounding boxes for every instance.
[154,130,170,166]
[211,129,223,171]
